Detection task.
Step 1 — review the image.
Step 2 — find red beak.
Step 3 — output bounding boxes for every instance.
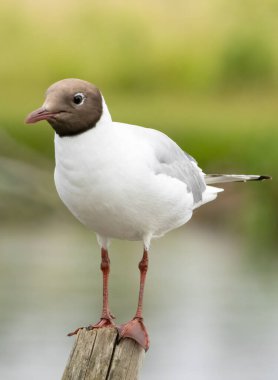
[25,107,58,124]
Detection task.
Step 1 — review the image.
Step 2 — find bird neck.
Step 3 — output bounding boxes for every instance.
[96,95,112,127]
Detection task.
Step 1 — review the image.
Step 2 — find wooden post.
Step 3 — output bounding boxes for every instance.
[62,327,145,380]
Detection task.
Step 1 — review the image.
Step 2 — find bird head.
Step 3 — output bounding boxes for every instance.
[25,78,103,137]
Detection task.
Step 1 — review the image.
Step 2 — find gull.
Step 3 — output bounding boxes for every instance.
[25,78,270,350]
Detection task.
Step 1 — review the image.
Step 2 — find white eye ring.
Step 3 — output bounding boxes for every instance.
[73,92,86,105]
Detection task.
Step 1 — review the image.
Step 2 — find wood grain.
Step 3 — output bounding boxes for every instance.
[62,327,145,380]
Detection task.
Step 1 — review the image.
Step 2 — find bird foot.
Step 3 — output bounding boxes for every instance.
[67,315,116,337]
[117,317,150,351]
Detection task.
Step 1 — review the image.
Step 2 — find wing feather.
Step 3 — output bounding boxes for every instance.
[143,128,206,203]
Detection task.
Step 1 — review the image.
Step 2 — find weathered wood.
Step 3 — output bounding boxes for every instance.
[62,327,145,380]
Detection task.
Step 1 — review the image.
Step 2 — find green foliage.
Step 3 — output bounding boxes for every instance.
[0,0,277,253]
[220,35,274,88]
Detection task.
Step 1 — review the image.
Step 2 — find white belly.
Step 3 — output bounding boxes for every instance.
[54,127,194,241]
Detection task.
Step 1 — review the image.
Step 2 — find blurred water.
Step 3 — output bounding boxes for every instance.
[0,220,277,379]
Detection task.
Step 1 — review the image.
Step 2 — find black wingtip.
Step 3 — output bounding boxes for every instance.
[256,175,272,181]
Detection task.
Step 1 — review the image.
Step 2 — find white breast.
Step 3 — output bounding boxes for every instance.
[54,120,195,242]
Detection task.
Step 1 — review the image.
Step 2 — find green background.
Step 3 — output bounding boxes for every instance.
[1,0,277,252]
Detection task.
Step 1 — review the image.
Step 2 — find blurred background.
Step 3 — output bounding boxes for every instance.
[0,0,277,379]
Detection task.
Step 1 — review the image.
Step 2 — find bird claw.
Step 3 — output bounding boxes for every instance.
[67,315,116,336]
[67,327,83,337]
[87,316,116,330]
[117,317,150,351]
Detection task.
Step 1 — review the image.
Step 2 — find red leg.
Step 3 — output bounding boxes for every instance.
[135,249,148,319]
[68,247,115,336]
[117,248,150,351]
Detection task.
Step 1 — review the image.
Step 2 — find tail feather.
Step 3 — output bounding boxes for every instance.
[205,174,271,185]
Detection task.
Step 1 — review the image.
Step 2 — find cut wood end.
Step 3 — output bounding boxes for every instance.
[62,327,145,380]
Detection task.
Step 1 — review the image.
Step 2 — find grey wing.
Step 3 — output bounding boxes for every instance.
[146,129,206,203]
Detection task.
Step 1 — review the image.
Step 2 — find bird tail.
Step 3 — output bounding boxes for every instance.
[205,174,271,185]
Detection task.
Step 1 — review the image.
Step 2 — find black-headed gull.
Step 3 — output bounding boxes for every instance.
[25,78,270,350]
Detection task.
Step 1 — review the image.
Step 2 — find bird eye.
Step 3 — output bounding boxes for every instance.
[73,93,85,105]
